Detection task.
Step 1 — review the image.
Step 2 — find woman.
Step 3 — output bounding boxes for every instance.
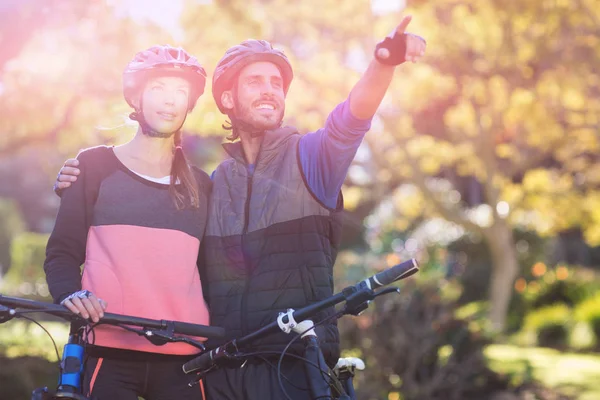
[44,45,211,400]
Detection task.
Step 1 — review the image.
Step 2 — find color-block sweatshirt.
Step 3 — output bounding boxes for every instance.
[44,146,211,355]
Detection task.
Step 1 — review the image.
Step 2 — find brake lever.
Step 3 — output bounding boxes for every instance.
[373,287,400,299]
[143,329,206,351]
[341,287,400,316]
[342,288,375,316]
[152,332,206,351]
[0,305,16,324]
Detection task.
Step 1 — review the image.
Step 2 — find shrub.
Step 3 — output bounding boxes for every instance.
[339,282,511,400]
[1,232,51,299]
[574,293,600,347]
[523,304,570,348]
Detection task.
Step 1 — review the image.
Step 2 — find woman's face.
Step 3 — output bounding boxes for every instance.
[140,75,191,137]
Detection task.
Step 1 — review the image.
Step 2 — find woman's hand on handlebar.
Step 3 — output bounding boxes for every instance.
[61,290,107,323]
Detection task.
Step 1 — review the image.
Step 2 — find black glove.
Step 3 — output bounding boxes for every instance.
[375,33,425,66]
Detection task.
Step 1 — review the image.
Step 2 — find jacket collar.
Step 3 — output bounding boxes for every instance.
[221,126,298,166]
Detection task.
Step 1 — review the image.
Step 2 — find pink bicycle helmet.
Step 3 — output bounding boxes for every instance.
[123,45,207,110]
[212,39,293,114]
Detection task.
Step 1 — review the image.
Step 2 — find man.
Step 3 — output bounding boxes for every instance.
[55,16,426,399]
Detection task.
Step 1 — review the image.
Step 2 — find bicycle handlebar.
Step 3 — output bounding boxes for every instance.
[182,258,419,374]
[367,258,419,289]
[0,294,225,339]
[182,347,217,374]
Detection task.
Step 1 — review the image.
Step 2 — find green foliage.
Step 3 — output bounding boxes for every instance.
[507,265,598,334]
[338,275,512,400]
[2,232,51,299]
[455,301,493,335]
[523,264,599,310]
[0,321,68,361]
[337,267,576,399]
[574,293,600,346]
[0,198,26,274]
[508,266,600,350]
[523,304,571,348]
[0,320,68,400]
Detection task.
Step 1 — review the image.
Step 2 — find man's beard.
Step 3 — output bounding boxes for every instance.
[235,97,284,131]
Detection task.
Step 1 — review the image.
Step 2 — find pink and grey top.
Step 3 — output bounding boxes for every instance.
[44,146,211,355]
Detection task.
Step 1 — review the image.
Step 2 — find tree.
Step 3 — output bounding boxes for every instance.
[0,0,86,73]
[0,0,176,158]
[0,0,181,231]
[359,0,600,330]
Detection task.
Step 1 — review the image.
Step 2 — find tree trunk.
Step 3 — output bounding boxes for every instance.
[485,221,519,332]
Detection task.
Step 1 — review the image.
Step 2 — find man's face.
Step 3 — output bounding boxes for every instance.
[139,75,190,138]
[223,61,286,131]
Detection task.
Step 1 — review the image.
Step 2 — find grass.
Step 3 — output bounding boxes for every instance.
[486,344,600,400]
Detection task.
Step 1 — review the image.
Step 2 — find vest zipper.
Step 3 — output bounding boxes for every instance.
[243,174,253,235]
[241,171,254,335]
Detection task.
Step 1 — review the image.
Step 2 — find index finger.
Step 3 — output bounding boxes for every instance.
[396,15,412,35]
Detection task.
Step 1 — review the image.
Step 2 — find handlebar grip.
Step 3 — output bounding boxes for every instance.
[182,350,214,374]
[370,258,419,289]
[172,321,225,338]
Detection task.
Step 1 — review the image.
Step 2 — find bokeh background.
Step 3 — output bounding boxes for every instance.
[1,0,599,399]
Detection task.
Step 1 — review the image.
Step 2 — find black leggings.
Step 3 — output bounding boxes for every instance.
[83,355,205,400]
[203,358,322,400]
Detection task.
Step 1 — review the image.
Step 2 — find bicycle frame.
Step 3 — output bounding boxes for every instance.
[0,294,224,400]
[182,258,419,400]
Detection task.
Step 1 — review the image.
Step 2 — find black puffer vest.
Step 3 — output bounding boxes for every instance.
[202,126,343,366]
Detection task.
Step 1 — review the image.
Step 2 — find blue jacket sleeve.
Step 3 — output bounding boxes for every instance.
[298,99,372,209]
